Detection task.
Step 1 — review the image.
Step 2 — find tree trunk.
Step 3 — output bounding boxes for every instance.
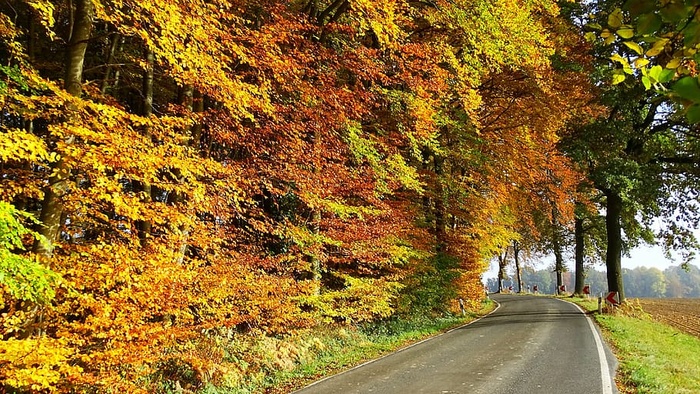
[605,190,625,303]
[136,47,154,246]
[552,208,564,294]
[100,32,122,94]
[33,0,93,257]
[513,240,523,293]
[497,250,508,292]
[169,85,195,264]
[421,147,433,228]
[574,212,585,295]
[25,0,93,339]
[434,154,447,253]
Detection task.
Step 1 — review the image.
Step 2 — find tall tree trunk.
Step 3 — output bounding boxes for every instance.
[574,210,585,295]
[33,0,93,257]
[497,250,508,292]
[513,240,523,293]
[191,90,204,149]
[169,85,195,264]
[309,126,322,295]
[552,207,564,294]
[605,190,625,303]
[25,0,93,339]
[434,154,447,252]
[100,32,122,94]
[136,47,154,246]
[421,147,433,227]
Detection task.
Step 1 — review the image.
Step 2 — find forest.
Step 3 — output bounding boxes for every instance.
[487,264,700,298]
[2,0,700,392]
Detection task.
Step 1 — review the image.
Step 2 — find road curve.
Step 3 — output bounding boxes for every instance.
[294,294,618,394]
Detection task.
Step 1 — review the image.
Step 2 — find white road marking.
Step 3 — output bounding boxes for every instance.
[294,299,502,392]
[563,300,615,394]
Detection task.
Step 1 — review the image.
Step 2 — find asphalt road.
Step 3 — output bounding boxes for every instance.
[294,294,618,394]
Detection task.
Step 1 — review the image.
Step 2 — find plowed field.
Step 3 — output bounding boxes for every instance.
[636,298,700,338]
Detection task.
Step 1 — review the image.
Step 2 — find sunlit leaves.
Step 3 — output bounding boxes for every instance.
[0,202,59,304]
[0,338,82,392]
[0,0,593,390]
[593,2,700,121]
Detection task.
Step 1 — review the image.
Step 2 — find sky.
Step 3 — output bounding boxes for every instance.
[483,243,688,281]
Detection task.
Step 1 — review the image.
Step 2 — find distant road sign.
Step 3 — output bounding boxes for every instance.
[583,285,590,295]
[559,285,566,293]
[605,291,620,306]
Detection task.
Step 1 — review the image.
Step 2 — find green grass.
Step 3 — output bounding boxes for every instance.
[195,300,495,394]
[568,296,700,394]
[266,304,495,393]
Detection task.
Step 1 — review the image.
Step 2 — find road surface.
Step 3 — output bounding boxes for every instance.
[295,294,617,394]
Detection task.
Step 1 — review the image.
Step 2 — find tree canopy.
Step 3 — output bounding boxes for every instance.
[1,0,699,391]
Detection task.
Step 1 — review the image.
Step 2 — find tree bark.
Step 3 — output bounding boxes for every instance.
[497,250,508,292]
[169,85,195,264]
[605,190,625,303]
[33,0,93,257]
[513,240,523,293]
[434,154,447,253]
[552,209,564,294]
[574,212,585,295]
[100,32,122,94]
[136,47,154,246]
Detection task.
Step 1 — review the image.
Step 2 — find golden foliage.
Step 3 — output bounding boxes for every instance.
[0,0,595,390]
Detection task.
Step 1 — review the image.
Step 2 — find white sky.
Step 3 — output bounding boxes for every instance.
[483,243,685,280]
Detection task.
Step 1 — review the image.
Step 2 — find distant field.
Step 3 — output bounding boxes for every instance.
[635,298,700,338]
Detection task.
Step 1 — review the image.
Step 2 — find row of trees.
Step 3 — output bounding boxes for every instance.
[492,0,700,305]
[2,0,700,391]
[488,264,700,298]
[0,0,596,391]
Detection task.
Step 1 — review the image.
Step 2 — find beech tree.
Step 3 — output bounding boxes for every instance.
[0,0,595,390]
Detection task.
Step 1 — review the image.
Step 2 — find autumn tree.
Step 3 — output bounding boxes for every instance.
[0,0,599,391]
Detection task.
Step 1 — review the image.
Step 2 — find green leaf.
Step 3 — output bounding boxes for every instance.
[648,65,663,81]
[617,27,635,39]
[642,75,652,90]
[672,76,700,102]
[658,68,676,83]
[608,8,624,29]
[683,22,700,46]
[623,0,657,17]
[624,41,644,55]
[686,104,700,123]
[659,3,689,23]
[636,13,662,35]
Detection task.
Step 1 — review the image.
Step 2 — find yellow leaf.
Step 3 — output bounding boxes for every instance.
[634,58,650,68]
[646,38,669,57]
[666,58,681,69]
[624,41,644,55]
[617,28,634,39]
[612,73,626,85]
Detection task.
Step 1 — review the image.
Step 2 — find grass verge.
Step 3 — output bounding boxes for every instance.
[568,296,700,394]
[196,299,495,394]
[271,300,495,393]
